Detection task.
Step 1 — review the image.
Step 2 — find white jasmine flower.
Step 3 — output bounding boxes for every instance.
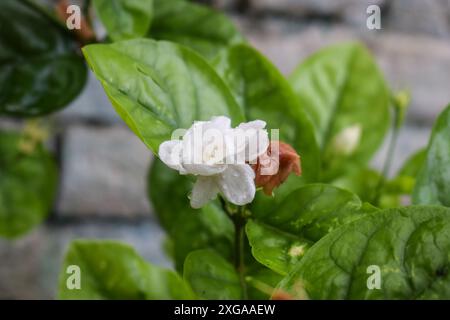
[158,116,269,208]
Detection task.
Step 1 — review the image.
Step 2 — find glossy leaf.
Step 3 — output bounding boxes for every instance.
[83,39,244,153]
[250,174,307,218]
[246,220,312,275]
[289,43,390,181]
[247,184,376,275]
[254,184,372,241]
[0,131,57,238]
[413,105,450,207]
[148,158,234,271]
[214,44,320,182]
[184,249,241,299]
[0,0,87,117]
[58,240,195,299]
[150,0,244,60]
[278,206,450,299]
[93,0,153,41]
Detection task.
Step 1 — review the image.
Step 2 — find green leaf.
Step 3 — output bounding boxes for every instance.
[183,249,242,299]
[250,174,307,218]
[398,148,426,178]
[255,184,372,241]
[83,39,244,153]
[214,44,320,182]
[278,206,450,299]
[247,184,376,275]
[58,240,195,299]
[413,105,450,207]
[246,220,312,275]
[0,131,57,238]
[0,0,87,117]
[148,158,234,270]
[150,0,244,60]
[93,0,153,41]
[289,43,390,181]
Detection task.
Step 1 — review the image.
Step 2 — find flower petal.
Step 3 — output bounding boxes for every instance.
[217,165,256,206]
[180,118,228,175]
[158,140,185,173]
[209,116,232,132]
[237,120,266,131]
[190,176,219,209]
[232,120,269,164]
[182,163,227,176]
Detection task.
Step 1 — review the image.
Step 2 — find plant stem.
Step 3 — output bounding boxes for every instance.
[219,196,248,300]
[219,195,228,213]
[373,107,400,204]
[233,211,248,300]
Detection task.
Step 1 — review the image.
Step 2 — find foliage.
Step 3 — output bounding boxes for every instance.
[0,0,87,117]
[0,129,57,238]
[1,0,449,301]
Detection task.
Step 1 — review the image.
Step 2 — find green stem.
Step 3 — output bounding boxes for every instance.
[219,196,228,213]
[219,196,248,300]
[373,108,400,204]
[233,212,248,300]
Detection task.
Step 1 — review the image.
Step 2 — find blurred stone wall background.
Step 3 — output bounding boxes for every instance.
[0,0,449,299]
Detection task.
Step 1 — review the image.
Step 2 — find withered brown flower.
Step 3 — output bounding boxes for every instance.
[252,141,301,195]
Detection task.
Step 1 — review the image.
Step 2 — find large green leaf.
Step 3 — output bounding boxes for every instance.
[0,0,87,117]
[246,220,312,276]
[278,206,450,299]
[83,39,244,153]
[58,240,195,299]
[254,184,373,240]
[214,44,320,182]
[93,0,153,41]
[0,131,57,238]
[148,158,234,271]
[247,184,376,275]
[184,249,242,299]
[289,43,390,181]
[413,105,450,207]
[250,174,308,218]
[150,0,244,60]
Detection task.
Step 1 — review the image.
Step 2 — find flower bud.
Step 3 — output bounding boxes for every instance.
[252,141,301,195]
[330,124,361,156]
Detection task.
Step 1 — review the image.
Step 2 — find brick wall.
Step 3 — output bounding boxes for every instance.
[1,0,449,299]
